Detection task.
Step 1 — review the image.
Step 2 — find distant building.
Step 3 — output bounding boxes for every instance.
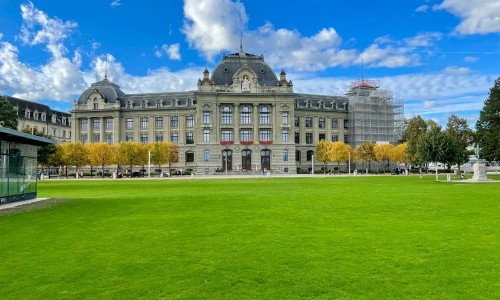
[72,48,403,174]
[4,96,72,143]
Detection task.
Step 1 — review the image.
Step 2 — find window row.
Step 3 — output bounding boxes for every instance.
[219,106,289,125]
[294,133,349,144]
[294,117,348,129]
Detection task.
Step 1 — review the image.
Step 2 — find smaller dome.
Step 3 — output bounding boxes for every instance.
[77,78,125,105]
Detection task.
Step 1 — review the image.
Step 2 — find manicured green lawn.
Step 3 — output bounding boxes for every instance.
[1,176,499,299]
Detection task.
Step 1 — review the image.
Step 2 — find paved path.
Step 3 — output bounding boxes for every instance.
[0,198,49,210]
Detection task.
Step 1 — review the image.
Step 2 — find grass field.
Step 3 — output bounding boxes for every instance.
[0,175,499,299]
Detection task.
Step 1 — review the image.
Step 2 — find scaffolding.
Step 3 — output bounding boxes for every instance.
[347,79,404,147]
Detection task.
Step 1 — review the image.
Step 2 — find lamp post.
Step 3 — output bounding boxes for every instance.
[312,154,314,176]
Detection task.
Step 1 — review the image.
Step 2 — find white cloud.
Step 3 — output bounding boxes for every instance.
[464,56,479,63]
[435,0,500,35]
[182,0,245,60]
[415,5,430,13]
[423,100,437,109]
[111,0,123,8]
[0,2,85,101]
[155,43,181,60]
[0,33,3,40]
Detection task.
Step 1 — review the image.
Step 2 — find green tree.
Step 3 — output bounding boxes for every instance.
[402,115,428,175]
[419,121,452,181]
[354,141,376,173]
[475,77,500,161]
[445,115,473,174]
[0,96,18,129]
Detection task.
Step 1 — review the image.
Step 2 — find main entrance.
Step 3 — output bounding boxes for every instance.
[260,149,271,171]
[241,149,252,171]
[221,149,233,172]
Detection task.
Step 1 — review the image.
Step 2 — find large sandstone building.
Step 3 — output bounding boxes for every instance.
[72,49,403,174]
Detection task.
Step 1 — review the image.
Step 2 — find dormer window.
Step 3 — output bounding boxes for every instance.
[93,99,99,110]
[33,111,39,120]
[25,110,31,118]
[41,113,46,121]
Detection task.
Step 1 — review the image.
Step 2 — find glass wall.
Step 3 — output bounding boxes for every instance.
[0,140,39,204]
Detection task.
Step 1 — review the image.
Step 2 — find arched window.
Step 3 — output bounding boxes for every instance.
[221,106,232,124]
[259,106,270,124]
[283,149,289,162]
[240,106,251,124]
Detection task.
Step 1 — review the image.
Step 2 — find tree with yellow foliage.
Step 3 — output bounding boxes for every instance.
[61,142,89,178]
[354,141,376,173]
[87,142,115,178]
[150,141,176,172]
[392,142,410,169]
[374,143,395,172]
[315,140,333,174]
[115,142,145,175]
[331,141,351,174]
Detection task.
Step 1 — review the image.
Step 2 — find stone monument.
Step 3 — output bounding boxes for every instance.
[472,162,489,181]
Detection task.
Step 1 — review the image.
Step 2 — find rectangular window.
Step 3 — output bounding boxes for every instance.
[295,132,300,144]
[259,130,271,142]
[93,133,100,143]
[240,130,252,142]
[93,102,99,110]
[106,118,113,130]
[282,112,289,125]
[294,116,299,127]
[80,133,88,144]
[306,132,313,144]
[105,133,113,144]
[155,117,163,129]
[203,129,210,143]
[259,107,270,124]
[52,129,57,137]
[186,132,194,144]
[186,116,194,128]
[319,133,326,141]
[93,119,100,130]
[171,132,179,143]
[62,130,66,138]
[331,118,338,129]
[203,111,210,124]
[204,150,210,162]
[125,133,133,142]
[155,133,163,142]
[140,117,148,129]
[126,118,133,130]
[332,134,338,142]
[282,130,289,142]
[344,135,350,144]
[186,152,195,163]
[221,130,233,142]
[344,119,349,129]
[140,133,148,144]
[170,116,179,128]
[318,118,325,128]
[305,117,312,128]
[221,107,232,124]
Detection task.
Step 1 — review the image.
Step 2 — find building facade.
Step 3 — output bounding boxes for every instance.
[72,49,402,174]
[5,96,72,143]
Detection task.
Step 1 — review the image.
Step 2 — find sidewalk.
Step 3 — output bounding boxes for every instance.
[0,198,49,210]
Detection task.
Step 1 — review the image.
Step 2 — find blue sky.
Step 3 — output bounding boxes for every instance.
[0,0,499,127]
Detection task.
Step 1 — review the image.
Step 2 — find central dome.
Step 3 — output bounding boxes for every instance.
[211,51,278,87]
